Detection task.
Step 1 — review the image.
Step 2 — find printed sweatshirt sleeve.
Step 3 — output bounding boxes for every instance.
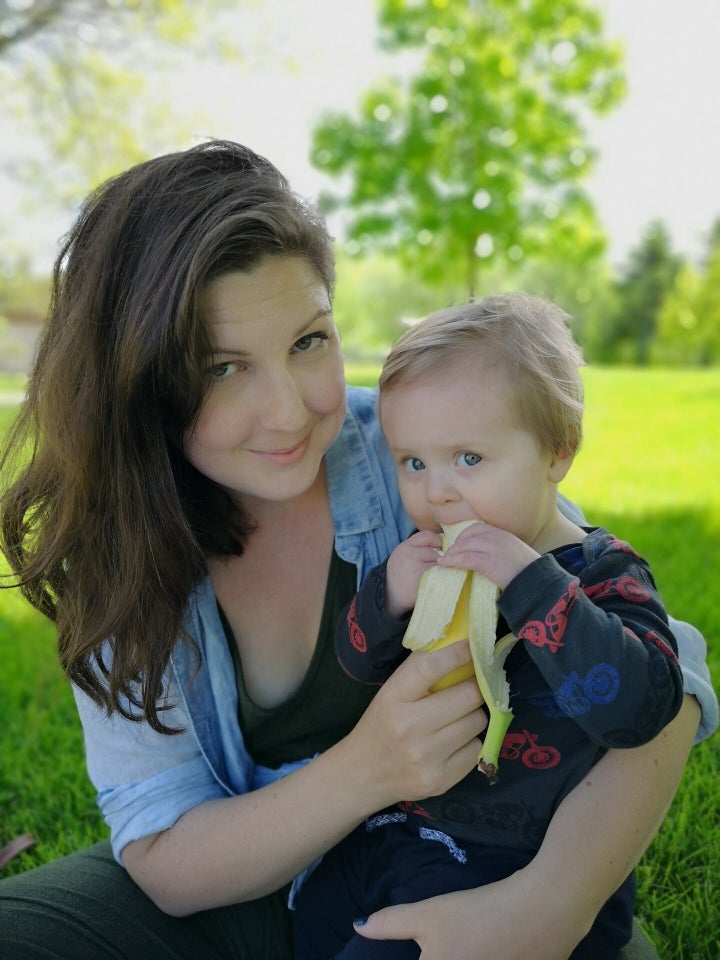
[336,560,412,684]
[497,529,684,748]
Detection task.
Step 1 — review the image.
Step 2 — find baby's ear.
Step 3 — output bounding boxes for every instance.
[548,449,575,482]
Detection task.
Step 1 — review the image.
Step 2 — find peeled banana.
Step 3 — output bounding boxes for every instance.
[403,520,519,783]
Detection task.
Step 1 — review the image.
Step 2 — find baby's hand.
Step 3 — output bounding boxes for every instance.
[437,523,539,590]
[385,530,443,619]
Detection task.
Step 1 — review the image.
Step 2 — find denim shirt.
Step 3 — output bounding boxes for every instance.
[73,386,718,866]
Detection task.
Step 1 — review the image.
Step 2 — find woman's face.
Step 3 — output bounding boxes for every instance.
[183,256,346,509]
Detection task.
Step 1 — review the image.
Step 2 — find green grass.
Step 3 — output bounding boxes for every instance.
[561,368,720,958]
[1,366,718,956]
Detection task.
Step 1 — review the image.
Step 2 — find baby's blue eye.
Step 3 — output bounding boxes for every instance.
[458,452,482,467]
[403,457,425,473]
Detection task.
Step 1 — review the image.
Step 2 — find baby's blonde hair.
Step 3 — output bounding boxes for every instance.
[379,293,585,457]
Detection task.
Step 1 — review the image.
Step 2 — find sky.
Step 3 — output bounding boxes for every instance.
[2,0,720,272]
[585,0,720,264]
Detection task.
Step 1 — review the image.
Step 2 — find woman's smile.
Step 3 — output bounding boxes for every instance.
[249,435,311,464]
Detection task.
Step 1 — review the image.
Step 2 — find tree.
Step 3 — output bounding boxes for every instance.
[1,0,239,207]
[610,221,682,364]
[333,249,458,357]
[654,244,720,366]
[501,251,618,362]
[0,1,173,55]
[690,246,720,365]
[310,0,625,295]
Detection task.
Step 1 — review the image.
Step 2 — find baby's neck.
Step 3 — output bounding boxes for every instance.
[531,508,587,555]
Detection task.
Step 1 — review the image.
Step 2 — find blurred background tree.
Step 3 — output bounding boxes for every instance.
[600,221,682,364]
[653,224,720,366]
[1,0,718,369]
[0,0,242,370]
[332,249,448,355]
[0,0,239,205]
[311,0,625,296]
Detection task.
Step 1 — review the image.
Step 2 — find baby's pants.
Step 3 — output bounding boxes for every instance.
[294,817,636,960]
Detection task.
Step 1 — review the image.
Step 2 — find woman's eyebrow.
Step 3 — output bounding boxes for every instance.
[209,309,334,358]
[292,308,333,339]
[209,347,250,359]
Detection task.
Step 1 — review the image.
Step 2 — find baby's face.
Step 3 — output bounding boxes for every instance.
[380,356,567,545]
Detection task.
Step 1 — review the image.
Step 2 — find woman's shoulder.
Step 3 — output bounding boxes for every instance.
[326,386,414,565]
[340,386,394,472]
[345,384,379,424]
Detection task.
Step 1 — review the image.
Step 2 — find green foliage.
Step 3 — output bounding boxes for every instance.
[334,241,620,366]
[0,0,239,61]
[0,259,51,316]
[333,248,458,357]
[654,247,720,367]
[690,247,720,365]
[602,221,682,364]
[8,53,195,205]
[0,372,28,395]
[311,0,625,294]
[1,0,241,206]
[476,246,620,361]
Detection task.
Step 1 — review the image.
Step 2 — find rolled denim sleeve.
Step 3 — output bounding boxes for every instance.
[73,684,232,864]
[669,615,719,742]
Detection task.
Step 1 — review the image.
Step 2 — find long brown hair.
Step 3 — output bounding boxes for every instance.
[0,140,335,733]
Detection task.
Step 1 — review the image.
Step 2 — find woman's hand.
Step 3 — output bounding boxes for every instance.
[353,871,589,960]
[354,696,700,958]
[123,640,487,916]
[345,640,488,811]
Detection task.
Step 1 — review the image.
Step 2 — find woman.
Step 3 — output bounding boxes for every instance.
[0,140,716,960]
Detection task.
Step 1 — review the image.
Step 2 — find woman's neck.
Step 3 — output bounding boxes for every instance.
[239,461,330,532]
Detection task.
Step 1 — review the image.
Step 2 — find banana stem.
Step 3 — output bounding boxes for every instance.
[478,708,513,784]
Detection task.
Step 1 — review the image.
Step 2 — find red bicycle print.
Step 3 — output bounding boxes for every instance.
[500,730,561,769]
[347,596,367,653]
[584,575,650,605]
[519,580,580,653]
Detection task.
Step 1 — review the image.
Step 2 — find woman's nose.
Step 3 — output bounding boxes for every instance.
[259,371,309,431]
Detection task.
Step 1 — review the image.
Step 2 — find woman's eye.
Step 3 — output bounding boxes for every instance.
[207,361,239,380]
[458,452,482,467]
[293,331,330,353]
[403,457,425,473]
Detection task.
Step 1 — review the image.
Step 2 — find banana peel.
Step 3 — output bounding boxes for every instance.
[403,520,519,783]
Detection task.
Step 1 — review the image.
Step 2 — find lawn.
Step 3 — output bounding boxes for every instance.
[1,365,718,957]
